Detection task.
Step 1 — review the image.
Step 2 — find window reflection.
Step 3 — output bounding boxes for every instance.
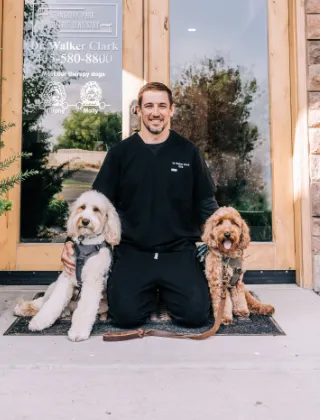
[170,0,272,241]
[21,0,122,242]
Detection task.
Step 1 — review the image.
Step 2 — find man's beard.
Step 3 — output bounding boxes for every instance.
[143,118,166,134]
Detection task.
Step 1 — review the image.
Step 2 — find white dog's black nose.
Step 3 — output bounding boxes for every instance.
[224,232,231,239]
[82,218,90,226]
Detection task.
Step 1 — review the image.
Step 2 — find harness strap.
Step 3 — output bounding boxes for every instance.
[197,245,243,288]
[222,256,243,288]
[74,241,112,288]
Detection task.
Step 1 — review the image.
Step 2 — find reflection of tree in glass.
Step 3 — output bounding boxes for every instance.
[21,0,77,239]
[55,111,122,151]
[171,56,272,240]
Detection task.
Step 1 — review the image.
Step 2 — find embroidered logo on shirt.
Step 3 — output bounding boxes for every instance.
[171,161,190,172]
[172,161,190,168]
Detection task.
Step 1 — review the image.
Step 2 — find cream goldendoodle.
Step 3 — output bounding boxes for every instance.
[14,190,121,341]
[202,206,275,325]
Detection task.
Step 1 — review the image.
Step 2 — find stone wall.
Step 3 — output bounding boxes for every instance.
[307,0,320,290]
[48,149,107,169]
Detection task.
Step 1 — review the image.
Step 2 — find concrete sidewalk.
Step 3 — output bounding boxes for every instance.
[0,284,319,420]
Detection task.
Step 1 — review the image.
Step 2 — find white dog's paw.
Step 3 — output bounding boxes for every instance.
[28,317,46,331]
[68,328,90,342]
[13,302,24,317]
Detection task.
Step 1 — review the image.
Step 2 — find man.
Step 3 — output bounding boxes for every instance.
[61,82,219,328]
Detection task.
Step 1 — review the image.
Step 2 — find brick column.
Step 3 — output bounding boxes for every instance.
[307,0,320,289]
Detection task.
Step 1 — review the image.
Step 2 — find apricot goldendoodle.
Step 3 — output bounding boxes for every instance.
[202,206,275,325]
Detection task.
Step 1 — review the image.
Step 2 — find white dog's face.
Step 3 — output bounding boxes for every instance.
[67,190,121,245]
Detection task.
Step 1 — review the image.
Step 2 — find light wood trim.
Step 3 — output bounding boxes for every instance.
[0,0,24,270]
[267,0,295,270]
[17,244,64,271]
[146,0,169,83]
[0,0,3,117]
[122,0,144,138]
[0,0,3,72]
[288,0,313,287]
[243,243,277,271]
[143,0,149,82]
[14,241,276,271]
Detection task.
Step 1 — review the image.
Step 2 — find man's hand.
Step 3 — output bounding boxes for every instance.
[61,241,75,276]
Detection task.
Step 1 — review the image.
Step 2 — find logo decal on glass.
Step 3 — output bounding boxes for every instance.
[32,2,118,38]
[77,81,110,111]
[41,82,69,112]
[34,81,109,114]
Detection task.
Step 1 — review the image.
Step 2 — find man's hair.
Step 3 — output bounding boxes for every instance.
[138,82,173,107]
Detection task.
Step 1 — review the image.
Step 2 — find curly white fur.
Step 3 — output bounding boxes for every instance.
[13,190,121,342]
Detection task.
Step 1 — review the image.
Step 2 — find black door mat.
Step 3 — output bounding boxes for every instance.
[4,292,285,337]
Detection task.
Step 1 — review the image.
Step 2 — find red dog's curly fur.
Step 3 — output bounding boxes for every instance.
[202,206,275,325]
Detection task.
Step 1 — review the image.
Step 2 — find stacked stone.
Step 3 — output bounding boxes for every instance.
[307,0,320,285]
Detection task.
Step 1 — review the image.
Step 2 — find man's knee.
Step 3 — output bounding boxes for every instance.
[107,297,148,328]
[171,298,210,327]
[178,306,209,327]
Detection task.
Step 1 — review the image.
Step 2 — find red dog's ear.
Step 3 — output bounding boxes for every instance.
[201,215,218,249]
[239,218,251,250]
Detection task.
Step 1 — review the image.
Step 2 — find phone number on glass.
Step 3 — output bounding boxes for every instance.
[38,53,113,64]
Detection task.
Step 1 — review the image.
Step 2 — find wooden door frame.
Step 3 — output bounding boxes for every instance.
[0,0,144,271]
[288,0,313,288]
[0,0,313,285]
[143,0,314,279]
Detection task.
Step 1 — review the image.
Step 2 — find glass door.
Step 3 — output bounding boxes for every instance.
[145,0,295,271]
[0,0,144,270]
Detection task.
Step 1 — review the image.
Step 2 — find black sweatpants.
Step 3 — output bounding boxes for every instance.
[107,244,211,328]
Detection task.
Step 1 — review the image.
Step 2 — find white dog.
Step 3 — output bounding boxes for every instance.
[14,190,121,341]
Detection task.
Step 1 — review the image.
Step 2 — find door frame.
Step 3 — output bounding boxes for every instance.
[144,0,312,278]
[0,0,313,286]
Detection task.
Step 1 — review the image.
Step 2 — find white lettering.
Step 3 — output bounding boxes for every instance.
[67,71,90,78]
[91,72,106,78]
[60,21,100,30]
[81,12,95,19]
[89,42,119,51]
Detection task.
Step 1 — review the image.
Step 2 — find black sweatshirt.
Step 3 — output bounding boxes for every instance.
[92,130,219,251]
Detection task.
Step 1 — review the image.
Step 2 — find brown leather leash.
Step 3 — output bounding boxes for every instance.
[102,275,229,342]
[102,294,226,341]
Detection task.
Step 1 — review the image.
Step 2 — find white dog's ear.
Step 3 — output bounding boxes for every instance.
[66,202,77,239]
[201,215,217,249]
[104,202,121,246]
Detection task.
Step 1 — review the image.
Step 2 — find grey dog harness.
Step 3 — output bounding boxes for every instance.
[197,243,243,288]
[73,240,112,289]
[222,256,243,288]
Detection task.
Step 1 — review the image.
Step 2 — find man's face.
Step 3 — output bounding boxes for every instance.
[137,90,175,135]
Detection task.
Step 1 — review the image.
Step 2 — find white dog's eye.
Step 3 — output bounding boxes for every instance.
[80,204,86,210]
[93,207,100,213]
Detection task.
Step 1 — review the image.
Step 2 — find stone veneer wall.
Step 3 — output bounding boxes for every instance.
[307,0,320,290]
